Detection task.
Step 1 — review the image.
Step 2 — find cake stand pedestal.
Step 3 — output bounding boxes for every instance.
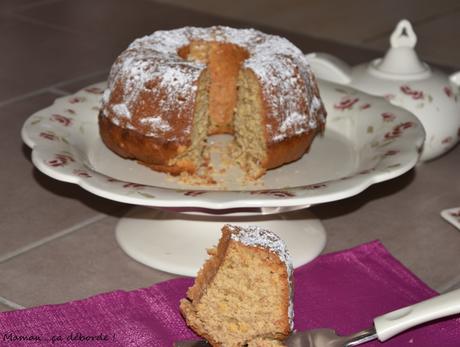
[115,206,325,277]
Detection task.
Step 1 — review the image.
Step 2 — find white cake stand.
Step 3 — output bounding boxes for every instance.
[114,207,324,276]
[21,80,425,276]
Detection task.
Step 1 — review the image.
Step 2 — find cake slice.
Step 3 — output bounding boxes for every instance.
[179,225,293,346]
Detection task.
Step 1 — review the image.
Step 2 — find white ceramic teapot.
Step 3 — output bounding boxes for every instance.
[306,19,460,161]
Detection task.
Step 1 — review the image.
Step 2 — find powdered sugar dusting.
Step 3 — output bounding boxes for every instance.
[140,116,172,134]
[102,28,210,139]
[112,103,131,119]
[311,96,321,113]
[243,34,325,143]
[102,89,111,104]
[227,224,292,268]
[278,112,306,136]
[226,224,294,329]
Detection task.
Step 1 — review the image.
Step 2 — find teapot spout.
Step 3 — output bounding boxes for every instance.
[305,52,352,85]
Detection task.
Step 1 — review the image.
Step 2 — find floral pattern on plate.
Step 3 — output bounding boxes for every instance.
[21,80,425,209]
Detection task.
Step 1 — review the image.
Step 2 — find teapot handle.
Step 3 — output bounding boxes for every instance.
[305,52,352,85]
[449,71,460,91]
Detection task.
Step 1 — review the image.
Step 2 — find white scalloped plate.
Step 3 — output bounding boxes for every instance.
[21,80,425,209]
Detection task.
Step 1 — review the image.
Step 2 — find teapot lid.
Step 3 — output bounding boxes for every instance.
[369,19,431,80]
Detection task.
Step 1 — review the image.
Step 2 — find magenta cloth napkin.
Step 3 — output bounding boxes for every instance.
[0,241,459,346]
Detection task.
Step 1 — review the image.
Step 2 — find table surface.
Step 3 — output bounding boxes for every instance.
[0,0,459,313]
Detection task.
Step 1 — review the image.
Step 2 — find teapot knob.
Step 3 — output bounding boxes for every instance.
[390,19,417,48]
[369,19,430,79]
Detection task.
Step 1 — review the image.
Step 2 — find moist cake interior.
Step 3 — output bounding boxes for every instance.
[177,40,268,179]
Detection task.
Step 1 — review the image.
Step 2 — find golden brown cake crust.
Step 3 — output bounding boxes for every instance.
[99,113,196,174]
[261,71,326,170]
[179,228,233,347]
[263,131,317,171]
[186,228,232,303]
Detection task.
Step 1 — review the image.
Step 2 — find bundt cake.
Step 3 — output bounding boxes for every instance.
[99,26,326,178]
[179,224,293,346]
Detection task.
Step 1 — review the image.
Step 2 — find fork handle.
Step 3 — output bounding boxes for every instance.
[374,288,460,341]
